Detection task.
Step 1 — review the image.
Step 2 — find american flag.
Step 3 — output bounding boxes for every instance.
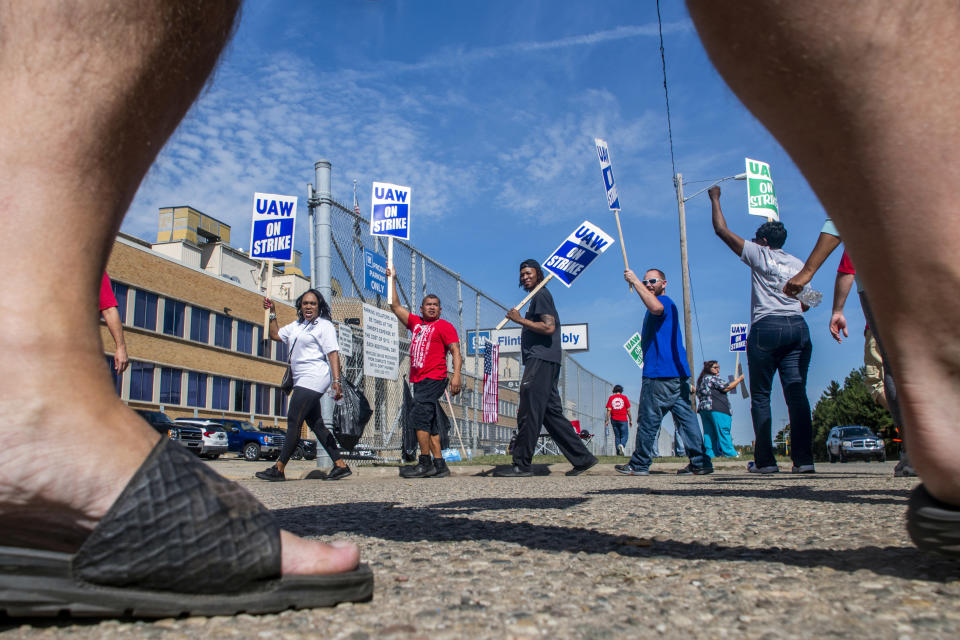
[482,341,500,423]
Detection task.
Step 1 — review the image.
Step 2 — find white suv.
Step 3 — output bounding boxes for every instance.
[175,418,229,459]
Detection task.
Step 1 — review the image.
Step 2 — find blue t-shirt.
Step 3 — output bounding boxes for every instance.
[641,294,690,378]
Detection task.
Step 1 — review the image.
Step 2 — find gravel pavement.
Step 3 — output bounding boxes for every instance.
[3,458,960,639]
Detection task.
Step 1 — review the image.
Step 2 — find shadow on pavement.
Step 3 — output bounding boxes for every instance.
[585,484,911,506]
[274,498,959,583]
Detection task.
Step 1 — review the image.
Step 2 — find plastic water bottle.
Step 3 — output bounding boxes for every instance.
[775,274,823,308]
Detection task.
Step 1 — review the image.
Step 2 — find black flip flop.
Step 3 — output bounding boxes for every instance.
[907,483,960,558]
[0,439,373,618]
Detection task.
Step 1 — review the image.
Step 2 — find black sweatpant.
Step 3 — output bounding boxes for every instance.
[278,386,341,465]
[512,358,595,470]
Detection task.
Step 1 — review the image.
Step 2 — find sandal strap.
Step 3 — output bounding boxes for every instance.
[73,438,281,593]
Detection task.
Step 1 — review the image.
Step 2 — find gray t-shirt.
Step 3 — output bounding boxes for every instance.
[740,241,804,323]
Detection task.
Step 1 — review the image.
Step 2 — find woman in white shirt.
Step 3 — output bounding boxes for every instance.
[258,289,349,482]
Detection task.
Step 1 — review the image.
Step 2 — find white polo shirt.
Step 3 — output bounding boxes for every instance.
[278,318,340,394]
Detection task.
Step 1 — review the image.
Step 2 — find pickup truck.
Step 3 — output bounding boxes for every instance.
[134,410,203,455]
[213,418,285,462]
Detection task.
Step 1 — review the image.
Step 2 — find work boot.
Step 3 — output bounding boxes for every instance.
[400,455,435,478]
[431,458,450,478]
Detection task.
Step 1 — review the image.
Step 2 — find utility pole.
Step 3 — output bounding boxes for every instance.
[309,159,334,468]
[675,173,696,411]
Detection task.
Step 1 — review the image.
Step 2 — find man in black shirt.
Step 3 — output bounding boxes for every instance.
[494,259,598,477]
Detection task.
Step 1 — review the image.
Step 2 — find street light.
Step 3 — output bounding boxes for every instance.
[674,171,746,409]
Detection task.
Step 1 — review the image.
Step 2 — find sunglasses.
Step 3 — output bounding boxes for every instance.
[641,278,662,286]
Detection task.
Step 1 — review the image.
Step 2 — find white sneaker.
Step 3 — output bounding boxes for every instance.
[616,444,625,456]
[747,461,779,474]
[791,464,815,474]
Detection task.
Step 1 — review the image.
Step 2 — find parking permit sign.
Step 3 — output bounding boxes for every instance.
[594,138,621,211]
[363,248,387,296]
[542,221,615,287]
[249,193,297,261]
[730,323,748,352]
[370,182,410,240]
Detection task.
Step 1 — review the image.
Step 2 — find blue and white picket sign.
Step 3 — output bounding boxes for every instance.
[370,182,411,240]
[594,138,621,211]
[730,323,748,352]
[249,193,297,262]
[363,248,388,296]
[542,221,615,287]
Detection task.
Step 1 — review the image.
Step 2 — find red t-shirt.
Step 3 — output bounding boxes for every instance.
[406,314,458,383]
[837,250,856,275]
[99,272,118,311]
[606,394,631,421]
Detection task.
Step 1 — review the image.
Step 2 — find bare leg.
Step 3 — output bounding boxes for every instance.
[0,0,356,575]
[687,0,960,505]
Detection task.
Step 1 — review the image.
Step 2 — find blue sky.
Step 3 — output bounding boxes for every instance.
[125,1,866,446]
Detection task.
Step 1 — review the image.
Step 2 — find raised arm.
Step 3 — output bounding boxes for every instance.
[624,269,664,315]
[708,186,745,256]
[263,297,281,342]
[385,266,410,327]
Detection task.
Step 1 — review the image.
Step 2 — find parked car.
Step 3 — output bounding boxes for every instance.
[261,426,316,460]
[134,410,203,455]
[826,425,886,462]
[213,419,284,461]
[174,418,230,459]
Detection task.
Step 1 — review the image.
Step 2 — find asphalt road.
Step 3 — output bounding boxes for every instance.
[3,459,959,639]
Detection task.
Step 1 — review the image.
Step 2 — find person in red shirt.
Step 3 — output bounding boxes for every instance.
[99,272,129,374]
[386,267,463,478]
[604,385,632,456]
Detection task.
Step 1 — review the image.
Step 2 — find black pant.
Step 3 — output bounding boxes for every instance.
[512,358,595,470]
[278,386,341,465]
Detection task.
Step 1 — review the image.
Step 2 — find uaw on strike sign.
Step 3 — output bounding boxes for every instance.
[370,182,410,239]
[542,221,615,287]
[250,193,297,262]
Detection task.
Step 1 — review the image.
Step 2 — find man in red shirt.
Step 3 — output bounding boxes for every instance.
[100,272,129,374]
[605,385,632,456]
[386,267,463,478]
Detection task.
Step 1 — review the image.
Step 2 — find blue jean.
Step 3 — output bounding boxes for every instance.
[747,315,813,468]
[699,410,737,457]
[610,419,629,450]
[629,377,710,471]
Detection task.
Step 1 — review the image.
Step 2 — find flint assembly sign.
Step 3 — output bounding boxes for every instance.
[745,158,779,220]
[542,221,615,287]
[249,193,297,262]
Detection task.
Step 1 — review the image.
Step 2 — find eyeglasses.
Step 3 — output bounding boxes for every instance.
[641,278,662,285]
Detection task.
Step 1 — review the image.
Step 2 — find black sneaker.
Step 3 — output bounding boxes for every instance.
[400,460,436,478]
[614,464,649,476]
[324,465,352,481]
[677,463,714,475]
[493,465,533,477]
[255,465,285,482]
[431,459,451,478]
[566,457,598,476]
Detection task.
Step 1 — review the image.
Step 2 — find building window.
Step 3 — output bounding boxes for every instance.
[255,384,271,414]
[159,367,182,404]
[234,380,251,413]
[187,372,207,408]
[111,282,128,323]
[211,376,230,410]
[275,340,288,362]
[129,361,154,401]
[236,321,253,354]
[256,326,268,357]
[190,308,209,344]
[162,299,185,337]
[105,356,121,396]
[274,388,288,417]
[132,290,158,330]
[214,314,232,349]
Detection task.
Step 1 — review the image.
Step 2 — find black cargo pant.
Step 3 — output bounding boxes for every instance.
[278,386,341,465]
[511,358,595,471]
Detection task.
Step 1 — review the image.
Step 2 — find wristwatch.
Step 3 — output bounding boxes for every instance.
[268,312,277,320]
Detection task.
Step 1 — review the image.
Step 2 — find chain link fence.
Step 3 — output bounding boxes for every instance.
[326,198,614,460]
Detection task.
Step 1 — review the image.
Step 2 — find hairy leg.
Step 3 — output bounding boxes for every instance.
[0,0,357,574]
[688,0,960,504]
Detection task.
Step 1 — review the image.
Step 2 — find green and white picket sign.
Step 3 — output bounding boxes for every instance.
[623,332,643,370]
[745,158,779,221]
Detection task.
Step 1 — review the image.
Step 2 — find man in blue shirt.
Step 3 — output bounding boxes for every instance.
[616,269,712,476]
